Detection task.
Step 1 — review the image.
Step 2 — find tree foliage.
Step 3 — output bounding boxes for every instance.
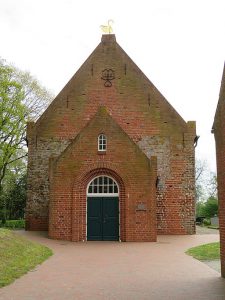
[16,68,53,121]
[0,62,27,189]
[196,197,218,218]
[0,58,53,221]
[195,159,218,220]
[0,169,27,220]
[195,159,217,202]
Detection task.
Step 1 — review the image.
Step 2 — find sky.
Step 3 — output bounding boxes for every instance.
[1,0,225,172]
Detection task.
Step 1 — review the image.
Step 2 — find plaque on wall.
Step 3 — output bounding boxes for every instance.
[136,203,147,211]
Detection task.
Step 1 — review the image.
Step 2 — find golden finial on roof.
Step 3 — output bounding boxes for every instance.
[100,19,114,34]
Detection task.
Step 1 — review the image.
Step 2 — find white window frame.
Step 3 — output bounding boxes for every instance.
[87,175,119,197]
[98,134,107,151]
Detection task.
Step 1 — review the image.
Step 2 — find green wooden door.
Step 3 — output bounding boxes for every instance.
[87,197,119,241]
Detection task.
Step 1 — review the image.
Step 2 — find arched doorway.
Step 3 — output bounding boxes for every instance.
[87,175,119,241]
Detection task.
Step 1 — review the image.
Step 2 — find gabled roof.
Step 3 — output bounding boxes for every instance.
[114,39,187,128]
[34,34,190,137]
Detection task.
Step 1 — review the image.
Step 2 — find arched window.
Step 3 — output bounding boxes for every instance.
[98,134,107,151]
[87,176,119,195]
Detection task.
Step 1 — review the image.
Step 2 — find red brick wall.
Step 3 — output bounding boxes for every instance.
[48,108,157,241]
[213,64,225,277]
[26,34,196,238]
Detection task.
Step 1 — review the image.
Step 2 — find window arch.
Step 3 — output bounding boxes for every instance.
[98,134,107,151]
[87,176,119,196]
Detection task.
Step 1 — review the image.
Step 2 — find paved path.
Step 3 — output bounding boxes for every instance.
[0,231,224,300]
[196,226,220,235]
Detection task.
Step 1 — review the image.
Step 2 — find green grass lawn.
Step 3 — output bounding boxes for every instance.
[186,242,220,261]
[0,228,53,288]
[207,225,219,230]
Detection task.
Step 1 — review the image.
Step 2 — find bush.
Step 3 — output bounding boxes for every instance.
[0,219,25,229]
[203,218,211,226]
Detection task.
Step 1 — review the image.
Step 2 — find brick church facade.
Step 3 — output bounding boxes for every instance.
[212,63,225,277]
[26,34,196,242]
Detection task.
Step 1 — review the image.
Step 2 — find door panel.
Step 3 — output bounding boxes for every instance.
[102,197,119,241]
[87,197,102,241]
[87,197,119,241]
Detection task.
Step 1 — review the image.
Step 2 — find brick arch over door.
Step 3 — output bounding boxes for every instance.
[72,167,126,242]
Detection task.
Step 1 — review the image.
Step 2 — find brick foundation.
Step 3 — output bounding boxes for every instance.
[25,216,48,231]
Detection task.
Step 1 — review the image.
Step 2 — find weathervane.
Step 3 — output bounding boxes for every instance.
[100,19,114,34]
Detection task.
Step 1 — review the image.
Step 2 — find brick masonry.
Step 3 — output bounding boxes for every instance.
[26,34,196,241]
[212,63,225,277]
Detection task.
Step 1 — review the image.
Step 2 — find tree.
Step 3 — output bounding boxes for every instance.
[196,200,205,218]
[207,173,217,198]
[195,159,217,202]
[195,159,208,202]
[0,58,53,222]
[16,68,53,121]
[0,164,27,220]
[0,62,27,202]
[200,197,218,218]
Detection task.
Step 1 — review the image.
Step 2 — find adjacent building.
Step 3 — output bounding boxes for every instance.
[212,63,225,277]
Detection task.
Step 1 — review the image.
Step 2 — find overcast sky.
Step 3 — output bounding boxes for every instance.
[1,0,225,171]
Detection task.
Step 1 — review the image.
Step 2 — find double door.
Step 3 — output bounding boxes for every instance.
[87,197,119,241]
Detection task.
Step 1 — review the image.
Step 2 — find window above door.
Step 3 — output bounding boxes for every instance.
[87,176,119,196]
